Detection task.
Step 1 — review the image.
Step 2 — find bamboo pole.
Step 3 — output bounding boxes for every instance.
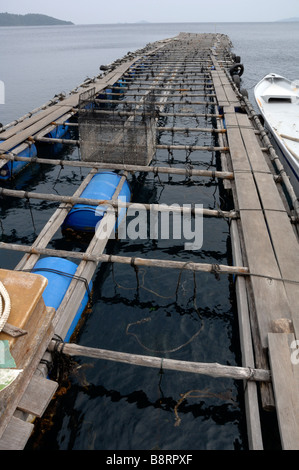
[156,144,229,152]
[280,133,299,145]
[121,78,214,85]
[157,127,226,134]
[0,95,67,132]
[87,109,223,118]
[0,186,237,218]
[105,85,214,93]
[34,136,79,145]
[108,92,216,98]
[280,138,299,162]
[47,340,271,382]
[0,242,248,276]
[95,99,215,106]
[0,153,234,179]
[34,137,228,152]
[125,63,214,68]
[112,79,215,86]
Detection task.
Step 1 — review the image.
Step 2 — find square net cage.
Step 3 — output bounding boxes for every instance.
[78,87,156,166]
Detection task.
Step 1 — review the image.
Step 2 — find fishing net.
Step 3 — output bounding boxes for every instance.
[78,87,156,166]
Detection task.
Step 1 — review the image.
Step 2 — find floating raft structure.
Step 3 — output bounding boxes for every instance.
[0,33,299,450]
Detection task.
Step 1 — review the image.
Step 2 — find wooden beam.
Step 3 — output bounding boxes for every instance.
[48,340,271,382]
[0,153,235,179]
[0,242,249,276]
[268,333,299,450]
[230,220,264,449]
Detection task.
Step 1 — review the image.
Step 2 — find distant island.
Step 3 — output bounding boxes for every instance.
[277,17,299,22]
[0,12,73,26]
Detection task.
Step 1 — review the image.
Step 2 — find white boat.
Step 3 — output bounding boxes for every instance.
[254,73,299,196]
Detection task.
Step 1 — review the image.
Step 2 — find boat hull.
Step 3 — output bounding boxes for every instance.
[254,73,299,197]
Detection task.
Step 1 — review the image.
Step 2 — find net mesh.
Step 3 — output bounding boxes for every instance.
[78,87,156,166]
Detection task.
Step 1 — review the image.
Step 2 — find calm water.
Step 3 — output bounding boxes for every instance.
[0,22,297,451]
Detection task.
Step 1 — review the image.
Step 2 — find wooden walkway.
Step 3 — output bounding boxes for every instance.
[210,51,299,448]
[0,32,299,450]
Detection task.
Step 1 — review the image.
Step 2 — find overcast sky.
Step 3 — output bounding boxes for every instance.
[1,0,298,24]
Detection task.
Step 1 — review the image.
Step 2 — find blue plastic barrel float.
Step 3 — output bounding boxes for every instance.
[0,141,37,180]
[32,256,92,342]
[127,65,136,79]
[62,171,131,233]
[41,123,70,155]
[112,79,126,98]
[46,123,69,140]
[97,87,113,108]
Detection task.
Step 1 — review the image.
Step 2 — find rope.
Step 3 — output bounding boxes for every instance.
[0,281,11,332]
[47,334,77,382]
[28,268,92,299]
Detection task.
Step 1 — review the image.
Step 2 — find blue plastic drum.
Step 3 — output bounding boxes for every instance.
[62,171,131,233]
[0,142,37,180]
[46,123,69,139]
[32,256,91,341]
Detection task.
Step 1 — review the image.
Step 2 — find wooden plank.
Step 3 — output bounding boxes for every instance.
[0,106,60,140]
[264,210,299,337]
[240,210,292,348]
[211,71,229,106]
[17,375,58,417]
[217,70,241,103]
[253,173,286,212]
[225,119,252,172]
[226,128,251,172]
[234,172,261,211]
[0,416,34,450]
[235,114,288,213]
[238,128,271,174]
[268,333,299,450]
[0,106,74,153]
[223,85,239,104]
[214,90,294,351]
[230,220,264,449]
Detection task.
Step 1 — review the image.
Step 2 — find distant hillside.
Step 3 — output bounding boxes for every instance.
[0,12,73,26]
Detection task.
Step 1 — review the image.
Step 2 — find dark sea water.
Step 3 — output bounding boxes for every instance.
[0,22,298,451]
